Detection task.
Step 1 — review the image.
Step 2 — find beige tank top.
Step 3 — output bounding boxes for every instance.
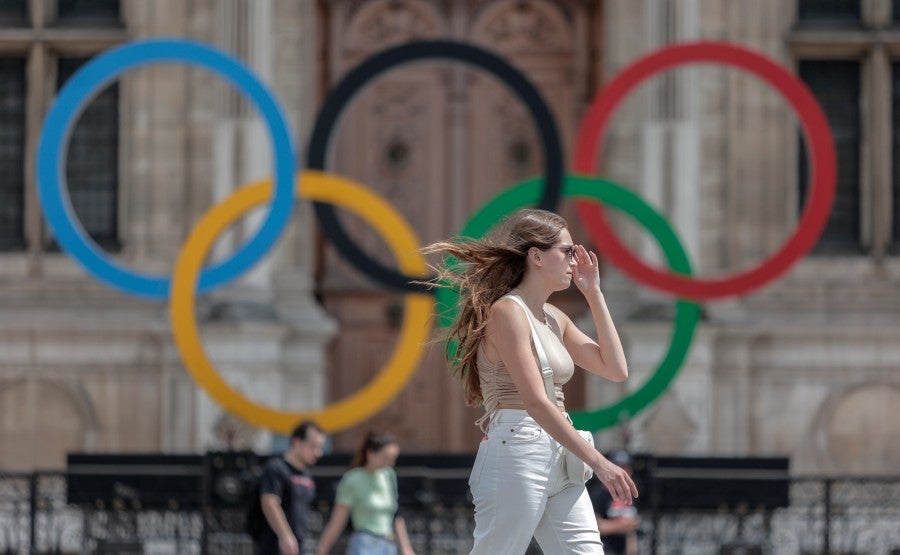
[475,293,575,430]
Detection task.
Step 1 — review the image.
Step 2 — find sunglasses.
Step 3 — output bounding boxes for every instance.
[557,245,575,261]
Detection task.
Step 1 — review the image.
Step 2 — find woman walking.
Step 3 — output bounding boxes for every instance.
[427,208,638,554]
[315,432,414,555]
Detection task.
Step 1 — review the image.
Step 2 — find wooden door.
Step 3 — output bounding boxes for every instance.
[318,0,594,453]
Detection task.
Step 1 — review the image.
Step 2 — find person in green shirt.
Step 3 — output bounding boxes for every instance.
[315,431,415,555]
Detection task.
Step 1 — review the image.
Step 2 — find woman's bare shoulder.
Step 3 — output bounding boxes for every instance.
[485,297,531,334]
[489,296,524,320]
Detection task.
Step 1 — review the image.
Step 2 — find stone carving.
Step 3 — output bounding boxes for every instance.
[370,81,427,178]
[472,0,570,52]
[347,0,445,52]
[494,97,539,175]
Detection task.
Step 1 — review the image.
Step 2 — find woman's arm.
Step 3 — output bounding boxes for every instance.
[314,504,350,555]
[485,300,637,504]
[549,289,627,382]
[555,245,627,381]
[393,515,415,555]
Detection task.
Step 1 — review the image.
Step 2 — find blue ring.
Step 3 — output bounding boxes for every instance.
[36,38,296,299]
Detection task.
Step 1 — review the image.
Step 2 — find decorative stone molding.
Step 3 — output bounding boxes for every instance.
[0,377,98,469]
[345,0,446,53]
[472,0,571,53]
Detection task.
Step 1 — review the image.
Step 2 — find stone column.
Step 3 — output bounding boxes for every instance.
[149,0,337,451]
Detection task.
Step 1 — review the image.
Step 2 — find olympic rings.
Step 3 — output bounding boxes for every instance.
[35,38,837,434]
[573,41,836,300]
[170,170,433,434]
[307,40,564,294]
[435,175,700,430]
[36,38,296,299]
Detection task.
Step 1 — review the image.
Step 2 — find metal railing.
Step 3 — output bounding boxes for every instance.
[0,471,898,554]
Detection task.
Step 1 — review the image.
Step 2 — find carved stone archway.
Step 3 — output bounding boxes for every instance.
[471,0,573,53]
[343,0,447,57]
[812,382,900,474]
[0,378,97,470]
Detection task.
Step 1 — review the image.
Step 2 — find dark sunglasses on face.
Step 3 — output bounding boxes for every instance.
[557,245,575,260]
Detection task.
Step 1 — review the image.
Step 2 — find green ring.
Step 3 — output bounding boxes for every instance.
[435,174,701,431]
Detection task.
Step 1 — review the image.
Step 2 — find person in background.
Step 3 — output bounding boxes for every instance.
[589,450,641,555]
[256,420,327,555]
[315,431,415,555]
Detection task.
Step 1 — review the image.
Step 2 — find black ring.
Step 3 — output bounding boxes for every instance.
[307,40,564,294]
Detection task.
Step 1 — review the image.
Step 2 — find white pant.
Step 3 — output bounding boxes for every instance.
[469,409,604,554]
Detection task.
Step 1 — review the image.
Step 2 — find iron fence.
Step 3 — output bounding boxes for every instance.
[0,471,898,554]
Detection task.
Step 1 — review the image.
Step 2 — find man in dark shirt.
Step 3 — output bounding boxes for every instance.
[255,420,326,555]
[588,450,641,555]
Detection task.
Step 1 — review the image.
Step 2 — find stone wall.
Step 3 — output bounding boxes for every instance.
[591,0,900,475]
[0,0,334,469]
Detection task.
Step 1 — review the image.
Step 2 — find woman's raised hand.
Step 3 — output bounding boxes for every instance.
[572,244,601,295]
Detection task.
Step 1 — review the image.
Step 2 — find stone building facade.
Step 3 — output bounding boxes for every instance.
[0,0,333,469]
[593,0,900,475]
[1,0,897,476]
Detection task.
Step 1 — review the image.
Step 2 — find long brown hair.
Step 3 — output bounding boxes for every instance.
[424,209,567,406]
[350,431,397,469]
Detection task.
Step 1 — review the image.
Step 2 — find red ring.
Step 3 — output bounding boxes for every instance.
[574,41,836,300]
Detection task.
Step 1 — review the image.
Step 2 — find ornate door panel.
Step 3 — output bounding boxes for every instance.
[467,0,578,215]
[320,0,592,453]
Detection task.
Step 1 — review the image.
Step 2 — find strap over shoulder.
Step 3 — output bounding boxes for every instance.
[501,293,556,403]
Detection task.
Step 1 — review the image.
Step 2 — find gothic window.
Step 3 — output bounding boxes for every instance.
[0,1,27,23]
[892,63,900,245]
[0,0,124,253]
[798,61,861,252]
[57,58,120,249]
[797,0,861,24]
[57,0,121,24]
[792,0,900,255]
[0,59,26,251]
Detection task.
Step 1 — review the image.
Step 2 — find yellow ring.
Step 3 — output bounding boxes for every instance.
[170,170,433,434]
